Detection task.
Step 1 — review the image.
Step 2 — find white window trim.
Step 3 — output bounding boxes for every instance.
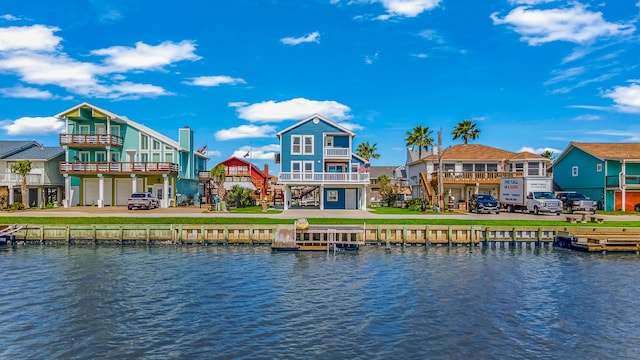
[95,151,107,162]
[78,151,90,162]
[596,163,602,172]
[291,161,301,172]
[291,135,302,155]
[78,125,90,134]
[303,135,314,155]
[140,134,149,150]
[111,125,120,137]
[572,166,579,177]
[151,152,161,162]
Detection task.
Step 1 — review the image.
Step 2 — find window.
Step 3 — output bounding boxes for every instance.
[475,164,486,172]
[291,136,302,154]
[303,161,314,180]
[152,140,160,150]
[141,153,148,162]
[303,136,314,154]
[528,162,540,176]
[95,151,106,162]
[165,153,173,162]
[462,164,473,172]
[514,162,524,173]
[487,164,498,172]
[325,136,334,147]
[141,135,149,150]
[111,125,120,137]
[597,164,602,172]
[327,190,338,202]
[78,125,90,134]
[291,161,301,172]
[351,164,358,173]
[152,153,160,162]
[78,151,90,162]
[572,166,578,177]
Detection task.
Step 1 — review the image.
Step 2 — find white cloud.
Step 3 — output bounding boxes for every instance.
[544,66,585,85]
[1,116,65,135]
[491,4,635,46]
[214,124,276,141]
[0,86,54,99]
[91,40,201,71]
[206,150,222,157]
[575,114,600,121]
[1,14,21,21]
[280,31,320,45]
[231,98,353,122]
[518,146,562,154]
[337,121,363,131]
[0,25,61,52]
[508,0,555,4]
[376,0,441,18]
[0,52,100,87]
[418,29,445,44]
[232,145,279,161]
[184,75,246,87]
[603,82,640,113]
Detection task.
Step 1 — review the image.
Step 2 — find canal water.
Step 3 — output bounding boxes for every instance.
[1,245,640,359]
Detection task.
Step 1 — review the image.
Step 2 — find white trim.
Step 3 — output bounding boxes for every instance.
[303,135,314,155]
[291,135,302,155]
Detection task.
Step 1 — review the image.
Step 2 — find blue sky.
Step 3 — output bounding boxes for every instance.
[1,0,640,169]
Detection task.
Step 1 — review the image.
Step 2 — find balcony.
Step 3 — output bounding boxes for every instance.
[324,147,350,159]
[429,171,523,185]
[278,172,369,184]
[607,174,640,189]
[60,133,124,148]
[60,162,179,176]
[0,173,43,186]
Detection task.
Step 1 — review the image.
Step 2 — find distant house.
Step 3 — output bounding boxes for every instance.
[275,114,369,210]
[55,102,208,207]
[405,144,547,207]
[369,165,410,205]
[553,142,640,211]
[0,141,64,208]
[201,157,270,204]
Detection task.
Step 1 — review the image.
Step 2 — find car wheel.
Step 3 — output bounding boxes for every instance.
[567,207,573,214]
[635,204,640,212]
[496,211,500,214]
[534,206,539,215]
[128,205,133,210]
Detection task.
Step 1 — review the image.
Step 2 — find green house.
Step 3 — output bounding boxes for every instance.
[553,142,640,211]
[56,103,208,208]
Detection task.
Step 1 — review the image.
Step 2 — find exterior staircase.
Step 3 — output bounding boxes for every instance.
[419,172,438,204]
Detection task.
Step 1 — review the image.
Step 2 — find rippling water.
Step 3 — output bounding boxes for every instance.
[2,245,640,359]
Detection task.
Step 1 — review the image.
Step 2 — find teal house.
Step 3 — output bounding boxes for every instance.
[275,114,369,210]
[553,142,640,211]
[56,103,208,208]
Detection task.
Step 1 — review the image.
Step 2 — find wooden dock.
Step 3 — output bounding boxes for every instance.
[554,228,640,253]
[3,223,640,253]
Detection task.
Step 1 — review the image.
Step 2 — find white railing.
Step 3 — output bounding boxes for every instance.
[324,147,350,158]
[0,173,43,186]
[278,172,369,184]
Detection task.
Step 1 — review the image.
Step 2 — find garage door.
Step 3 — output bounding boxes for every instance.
[115,178,143,206]
[614,191,640,211]
[83,178,113,206]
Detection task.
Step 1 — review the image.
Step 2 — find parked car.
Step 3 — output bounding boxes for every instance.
[128,192,159,210]
[469,194,500,214]
[555,192,597,214]
[635,203,640,212]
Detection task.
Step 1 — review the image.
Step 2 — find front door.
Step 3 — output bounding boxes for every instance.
[345,189,357,209]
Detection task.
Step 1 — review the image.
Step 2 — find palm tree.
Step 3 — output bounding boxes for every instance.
[405,125,434,159]
[452,120,480,144]
[210,164,227,210]
[356,141,380,162]
[11,160,32,208]
[540,150,555,170]
[227,185,256,208]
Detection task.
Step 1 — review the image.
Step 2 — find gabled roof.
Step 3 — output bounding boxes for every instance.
[276,114,355,138]
[564,142,640,161]
[369,166,396,180]
[56,102,207,159]
[508,151,546,160]
[218,156,267,179]
[0,141,64,161]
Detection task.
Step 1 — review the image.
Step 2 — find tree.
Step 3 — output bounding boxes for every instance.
[356,141,380,162]
[227,185,255,208]
[540,150,555,163]
[452,120,480,144]
[378,174,400,207]
[405,125,434,159]
[209,164,227,208]
[11,160,32,208]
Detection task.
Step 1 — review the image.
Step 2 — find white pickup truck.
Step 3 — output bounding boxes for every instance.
[127,192,159,210]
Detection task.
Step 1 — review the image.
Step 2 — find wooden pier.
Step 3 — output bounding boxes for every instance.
[2,223,640,253]
[554,228,640,253]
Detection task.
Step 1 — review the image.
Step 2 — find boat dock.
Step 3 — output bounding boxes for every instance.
[3,223,640,253]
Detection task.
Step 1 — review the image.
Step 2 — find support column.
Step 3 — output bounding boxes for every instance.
[98,174,104,208]
[284,185,291,211]
[319,185,324,210]
[163,174,169,208]
[131,174,137,194]
[362,185,367,211]
[8,184,13,205]
[64,175,71,208]
[621,160,626,212]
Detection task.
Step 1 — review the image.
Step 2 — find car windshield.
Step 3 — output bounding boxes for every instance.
[534,192,555,199]
[477,195,494,200]
[569,193,587,199]
[131,193,146,198]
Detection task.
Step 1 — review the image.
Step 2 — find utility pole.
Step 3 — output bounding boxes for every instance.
[437,128,444,211]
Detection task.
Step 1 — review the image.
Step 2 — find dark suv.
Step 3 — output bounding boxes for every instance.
[555,192,597,214]
[469,194,500,214]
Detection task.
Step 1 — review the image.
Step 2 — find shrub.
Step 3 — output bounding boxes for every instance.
[10,202,24,211]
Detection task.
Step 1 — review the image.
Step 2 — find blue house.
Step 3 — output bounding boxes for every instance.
[55,103,208,208]
[553,142,640,211]
[275,114,369,210]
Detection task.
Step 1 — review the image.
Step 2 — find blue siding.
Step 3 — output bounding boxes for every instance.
[333,135,349,148]
[280,118,350,172]
[324,188,345,209]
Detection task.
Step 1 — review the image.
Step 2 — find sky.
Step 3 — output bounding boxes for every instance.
[1,0,640,170]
